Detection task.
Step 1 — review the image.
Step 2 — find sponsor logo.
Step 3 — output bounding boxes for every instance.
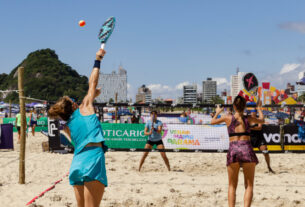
[48,119,58,137]
[166,127,200,146]
[103,129,145,137]
[263,133,305,144]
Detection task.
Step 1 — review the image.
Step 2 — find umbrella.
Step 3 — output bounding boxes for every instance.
[246,102,256,106]
[275,112,289,119]
[34,103,46,108]
[297,77,305,85]
[25,102,39,108]
[262,110,274,116]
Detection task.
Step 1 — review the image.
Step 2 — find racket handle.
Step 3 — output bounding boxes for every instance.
[101,43,105,49]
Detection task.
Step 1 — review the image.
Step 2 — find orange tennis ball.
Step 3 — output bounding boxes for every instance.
[79,20,86,27]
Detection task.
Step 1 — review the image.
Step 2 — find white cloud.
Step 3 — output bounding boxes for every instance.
[279,22,305,34]
[279,63,301,75]
[127,83,136,101]
[147,84,174,93]
[259,60,305,89]
[213,77,229,86]
[175,81,190,90]
[145,82,198,99]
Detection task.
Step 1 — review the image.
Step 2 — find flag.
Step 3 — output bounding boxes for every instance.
[262,82,270,90]
[238,90,250,102]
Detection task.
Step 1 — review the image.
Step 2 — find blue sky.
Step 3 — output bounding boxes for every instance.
[1,0,305,100]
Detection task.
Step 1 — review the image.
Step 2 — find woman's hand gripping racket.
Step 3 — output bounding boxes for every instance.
[98,17,116,49]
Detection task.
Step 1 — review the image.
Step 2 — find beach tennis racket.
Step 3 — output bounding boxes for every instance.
[243,73,258,94]
[98,17,116,49]
[237,73,259,102]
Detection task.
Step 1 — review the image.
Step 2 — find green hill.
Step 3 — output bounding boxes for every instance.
[0,49,88,102]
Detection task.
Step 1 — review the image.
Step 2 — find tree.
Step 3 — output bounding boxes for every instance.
[297,94,305,103]
[109,98,114,103]
[0,49,88,102]
[211,95,224,104]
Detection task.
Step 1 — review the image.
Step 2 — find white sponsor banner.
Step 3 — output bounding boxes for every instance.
[162,124,229,150]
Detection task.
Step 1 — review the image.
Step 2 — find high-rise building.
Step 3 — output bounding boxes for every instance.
[296,72,305,96]
[285,83,295,95]
[230,71,246,99]
[136,85,152,103]
[183,84,197,104]
[197,93,203,103]
[97,66,127,103]
[202,78,217,103]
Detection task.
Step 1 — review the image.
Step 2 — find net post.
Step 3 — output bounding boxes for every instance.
[18,66,26,184]
[115,92,118,123]
[101,106,104,122]
[280,124,284,152]
[9,99,12,117]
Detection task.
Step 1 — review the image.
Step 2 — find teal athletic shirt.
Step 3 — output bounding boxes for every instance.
[145,119,163,141]
[67,108,105,154]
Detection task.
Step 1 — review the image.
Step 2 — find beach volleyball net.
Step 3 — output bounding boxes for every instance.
[93,103,305,153]
[44,102,305,153]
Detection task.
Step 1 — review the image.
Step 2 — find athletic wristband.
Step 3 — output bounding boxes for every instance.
[94,60,101,69]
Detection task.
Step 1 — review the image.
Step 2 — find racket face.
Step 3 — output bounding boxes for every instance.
[98,17,116,44]
[243,73,258,93]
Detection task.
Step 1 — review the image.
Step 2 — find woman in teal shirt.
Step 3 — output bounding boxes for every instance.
[138,111,170,172]
[48,49,107,207]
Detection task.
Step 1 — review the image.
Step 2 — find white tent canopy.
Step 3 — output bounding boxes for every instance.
[34,103,46,108]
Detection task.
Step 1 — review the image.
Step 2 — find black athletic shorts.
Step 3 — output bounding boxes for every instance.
[16,126,21,131]
[146,139,164,146]
[250,130,266,148]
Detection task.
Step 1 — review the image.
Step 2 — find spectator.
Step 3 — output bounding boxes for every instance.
[131,112,139,123]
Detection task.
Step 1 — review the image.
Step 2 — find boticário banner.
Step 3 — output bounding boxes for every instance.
[102,123,147,149]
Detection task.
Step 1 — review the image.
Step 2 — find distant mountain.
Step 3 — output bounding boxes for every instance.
[0,49,88,102]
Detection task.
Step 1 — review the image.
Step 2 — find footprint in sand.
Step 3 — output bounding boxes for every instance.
[65,202,72,207]
[50,194,62,202]
[173,169,184,172]
[294,200,301,204]
[213,188,222,194]
[29,204,44,207]
[170,188,176,193]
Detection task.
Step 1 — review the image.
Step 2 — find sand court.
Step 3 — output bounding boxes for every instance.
[0,133,305,207]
